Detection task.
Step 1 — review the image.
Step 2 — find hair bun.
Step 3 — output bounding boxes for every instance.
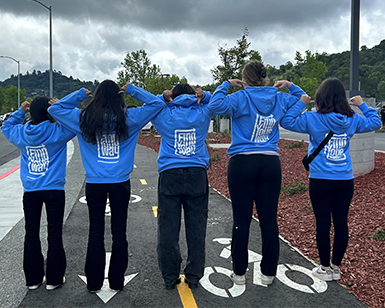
[261,69,267,78]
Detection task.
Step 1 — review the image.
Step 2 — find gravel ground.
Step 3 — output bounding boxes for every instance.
[138,130,385,308]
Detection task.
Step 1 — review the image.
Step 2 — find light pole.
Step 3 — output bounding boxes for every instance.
[0,55,20,108]
[161,73,170,83]
[348,0,365,97]
[31,0,53,98]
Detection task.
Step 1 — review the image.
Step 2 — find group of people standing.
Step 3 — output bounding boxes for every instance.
[1,60,381,294]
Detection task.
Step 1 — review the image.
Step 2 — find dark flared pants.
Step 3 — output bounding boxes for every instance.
[85,180,130,291]
[228,154,281,277]
[157,167,209,285]
[23,190,66,286]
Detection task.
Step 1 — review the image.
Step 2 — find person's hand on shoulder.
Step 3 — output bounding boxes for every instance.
[349,95,364,106]
[21,101,30,112]
[163,90,173,102]
[48,99,59,105]
[273,80,292,89]
[84,89,93,97]
[118,83,129,95]
[228,79,246,88]
[195,88,205,104]
[300,95,312,105]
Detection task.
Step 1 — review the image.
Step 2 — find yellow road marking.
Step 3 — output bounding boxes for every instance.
[152,206,158,217]
[140,179,147,185]
[177,275,198,308]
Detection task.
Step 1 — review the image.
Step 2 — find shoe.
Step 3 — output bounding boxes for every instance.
[331,267,341,280]
[88,288,101,294]
[28,277,46,290]
[46,277,65,291]
[230,272,245,285]
[312,265,333,281]
[261,274,275,285]
[165,277,182,290]
[184,277,199,289]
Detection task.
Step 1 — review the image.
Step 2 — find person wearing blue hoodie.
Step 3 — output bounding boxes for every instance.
[1,97,76,291]
[150,84,213,290]
[48,80,165,292]
[208,60,307,286]
[280,78,381,281]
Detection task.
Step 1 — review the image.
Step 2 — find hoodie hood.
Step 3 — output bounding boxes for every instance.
[167,94,198,108]
[23,120,55,145]
[319,112,352,134]
[245,86,278,115]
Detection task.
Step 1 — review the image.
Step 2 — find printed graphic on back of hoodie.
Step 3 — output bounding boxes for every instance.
[27,145,49,176]
[97,134,120,163]
[251,114,276,143]
[324,134,347,165]
[174,128,196,156]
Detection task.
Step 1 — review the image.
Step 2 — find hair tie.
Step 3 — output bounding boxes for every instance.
[261,69,267,78]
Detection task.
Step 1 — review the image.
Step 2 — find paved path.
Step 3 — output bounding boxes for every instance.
[0,139,365,308]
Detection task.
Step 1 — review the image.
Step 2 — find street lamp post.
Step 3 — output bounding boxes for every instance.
[161,74,170,83]
[31,0,53,98]
[0,55,20,108]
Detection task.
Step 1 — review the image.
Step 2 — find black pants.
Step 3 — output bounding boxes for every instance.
[23,190,66,286]
[157,167,209,285]
[309,178,354,267]
[85,180,131,291]
[228,154,281,276]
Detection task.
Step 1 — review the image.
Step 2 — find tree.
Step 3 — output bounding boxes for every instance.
[1,85,26,113]
[292,50,327,98]
[378,81,385,100]
[211,28,261,84]
[117,49,161,89]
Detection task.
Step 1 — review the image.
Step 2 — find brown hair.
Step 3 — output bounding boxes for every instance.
[315,78,354,117]
[242,60,268,86]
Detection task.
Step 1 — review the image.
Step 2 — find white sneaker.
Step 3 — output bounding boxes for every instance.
[331,267,341,280]
[28,277,46,290]
[261,274,275,285]
[312,265,333,281]
[46,277,65,291]
[230,272,245,285]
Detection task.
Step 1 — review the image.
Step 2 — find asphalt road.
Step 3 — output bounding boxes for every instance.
[0,134,366,308]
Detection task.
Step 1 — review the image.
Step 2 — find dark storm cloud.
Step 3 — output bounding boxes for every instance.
[0,0,360,37]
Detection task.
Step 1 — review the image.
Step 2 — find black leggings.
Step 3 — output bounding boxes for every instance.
[228,154,281,276]
[309,179,354,267]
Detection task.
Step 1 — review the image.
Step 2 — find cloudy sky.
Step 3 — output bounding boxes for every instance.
[0,0,384,86]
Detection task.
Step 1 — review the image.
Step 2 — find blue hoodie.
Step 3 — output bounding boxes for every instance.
[151,91,213,173]
[1,108,75,192]
[208,81,306,157]
[280,101,381,180]
[48,84,164,183]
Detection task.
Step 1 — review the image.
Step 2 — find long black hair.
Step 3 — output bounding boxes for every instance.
[315,78,354,117]
[79,80,129,144]
[29,96,54,125]
[171,84,196,99]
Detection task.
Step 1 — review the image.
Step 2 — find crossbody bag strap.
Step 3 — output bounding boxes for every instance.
[307,131,334,163]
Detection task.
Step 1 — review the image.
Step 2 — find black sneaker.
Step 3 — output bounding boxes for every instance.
[184,277,199,289]
[165,277,182,290]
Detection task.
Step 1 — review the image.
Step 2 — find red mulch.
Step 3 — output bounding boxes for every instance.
[138,130,385,308]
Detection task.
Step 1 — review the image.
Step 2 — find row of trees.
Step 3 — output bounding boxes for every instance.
[1,30,385,113]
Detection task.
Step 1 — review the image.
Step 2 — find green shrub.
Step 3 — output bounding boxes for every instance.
[281,182,308,195]
[210,154,220,162]
[373,229,385,241]
[285,140,305,149]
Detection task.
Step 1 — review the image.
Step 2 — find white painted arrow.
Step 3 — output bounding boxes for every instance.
[78,252,138,303]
